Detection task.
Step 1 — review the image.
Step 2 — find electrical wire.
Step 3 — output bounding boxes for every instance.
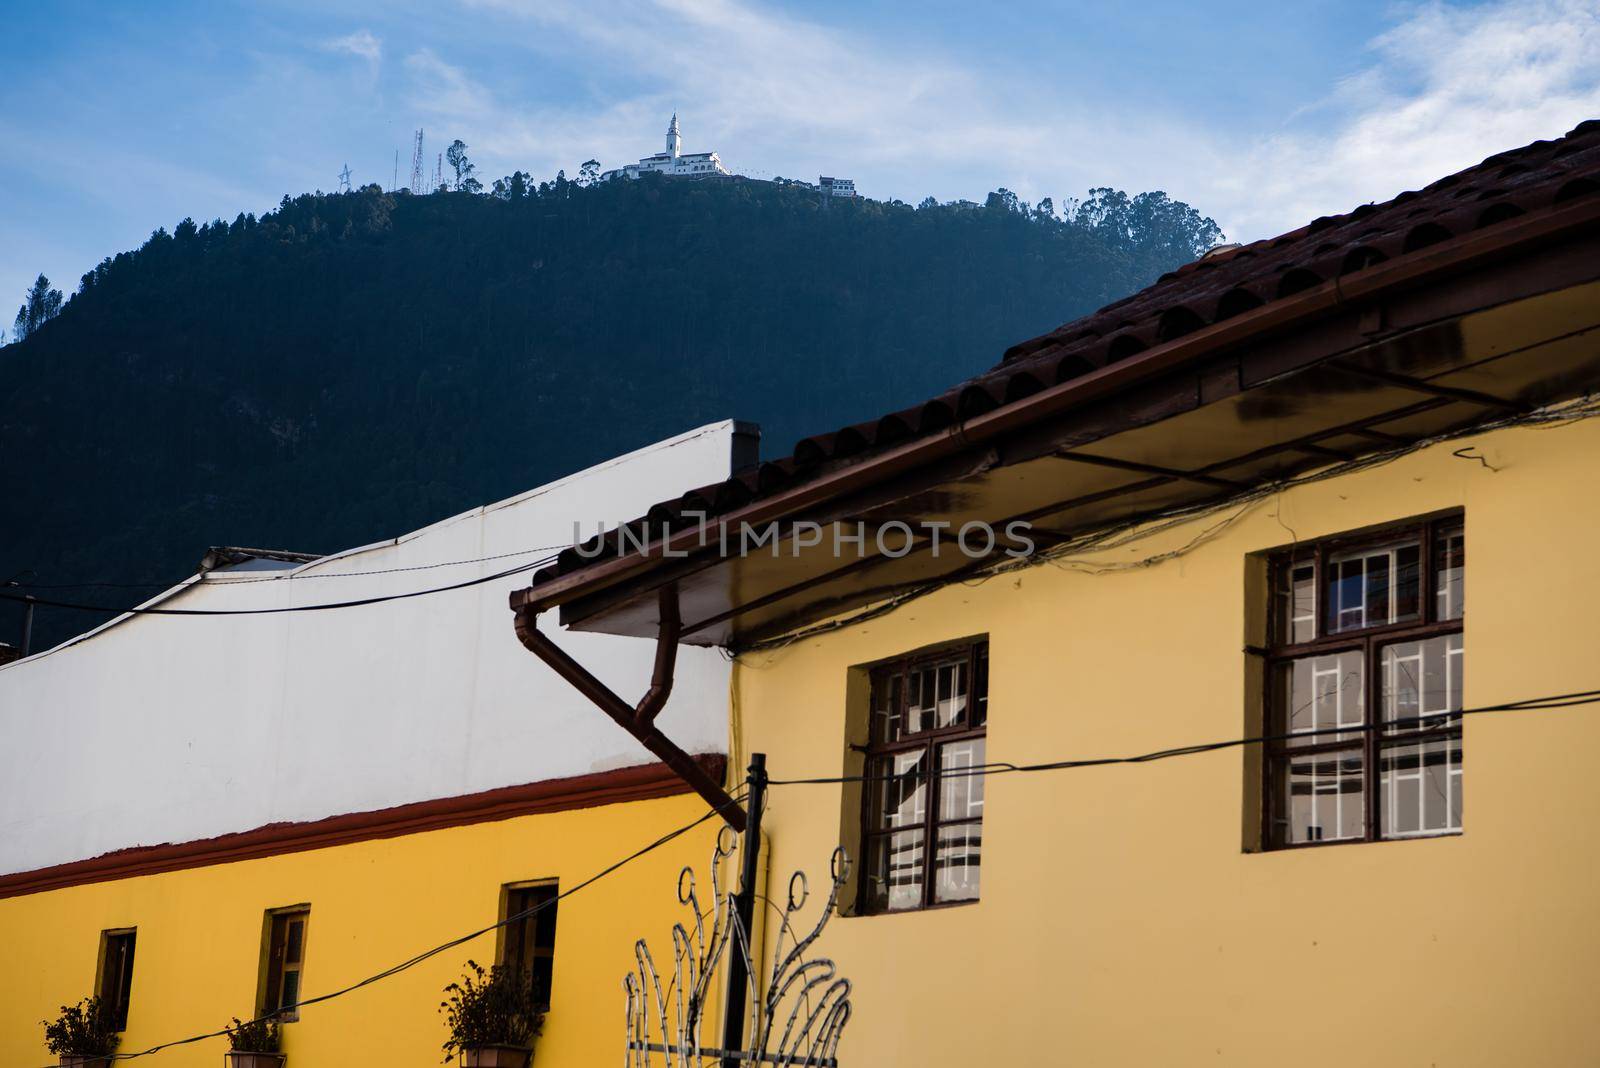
[765,688,1600,786]
[731,395,1600,656]
[35,790,746,1065]
[25,686,1600,1062]
[0,554,559,618]
[10,542,570,590]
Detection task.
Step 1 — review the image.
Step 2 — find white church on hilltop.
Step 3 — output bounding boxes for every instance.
[599,114,732,182]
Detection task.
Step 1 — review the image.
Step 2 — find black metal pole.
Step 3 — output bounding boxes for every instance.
[722,752,767,1067]
[20,597,34,658]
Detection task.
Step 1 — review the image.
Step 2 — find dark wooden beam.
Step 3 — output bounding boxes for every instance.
[1329,361,1524,411]
[1052,450,1245,489]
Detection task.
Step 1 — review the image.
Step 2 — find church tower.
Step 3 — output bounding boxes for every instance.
[666,113,682,159]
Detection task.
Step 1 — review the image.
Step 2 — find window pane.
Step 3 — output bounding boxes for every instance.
[1326,539,1420,633]
[869,672,904,744]
[1275,750,1366,844]
[906,668,929,733]
[867,751,927,831]
[1435,525,1465,621]
[904,658,968,732]
[865,830,925,912]
[280,970,300,1010]
[1381,635,1464,727]
[1275,652,1366,745]
[972,645,989,727]
[936,660,967,727]
[284,918,304,964]
[1381,734,1463,836]
[938,739,985,821]
[1278,560,1317,643]
[933,823,982,903]
[1378,634,1463,838]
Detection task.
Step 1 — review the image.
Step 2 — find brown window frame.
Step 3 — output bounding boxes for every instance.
[259,906,310,1022]
[1261,513,1465,851]
[857,638,988,915]
[497,880,559,1012]
[96,928,137,1032]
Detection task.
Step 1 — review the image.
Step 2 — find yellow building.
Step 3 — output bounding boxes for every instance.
[0,424,751,1066]
[512,121,1600,1065]
[7,123,1600,1068]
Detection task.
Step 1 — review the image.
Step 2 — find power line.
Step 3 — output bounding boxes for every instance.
[13,543,569,591]
[766,688,1600,786]
[1,554,558,618]
[23,687,1600,1063]
[34,790,747,1065]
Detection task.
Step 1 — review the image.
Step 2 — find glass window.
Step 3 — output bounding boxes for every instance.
[501,883,559,1011]
[1325,538,1421,634]
[1277,560,1317,643]
[262,908,310,1021]
[97,929,136,1032]
[1263,517,1464,849]
[860,640,988,913]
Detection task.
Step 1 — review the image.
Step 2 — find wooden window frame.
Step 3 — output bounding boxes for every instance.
[96,927,137,1033]
[259,906,310,1022]
[1261,513,1465,851]
[496,880,559,1012]
[857,638,988,915]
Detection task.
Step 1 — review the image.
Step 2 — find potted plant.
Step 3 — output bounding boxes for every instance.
[41,996,119,1067]
[226,1015,284,1067]
[439,961,543,1067]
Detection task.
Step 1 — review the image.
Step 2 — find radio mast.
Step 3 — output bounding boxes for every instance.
[409,129,425,193]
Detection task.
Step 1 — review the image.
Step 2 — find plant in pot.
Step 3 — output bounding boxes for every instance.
[226,1015,284,1067]
[41,996,119,1067]
[439,960,543,1067]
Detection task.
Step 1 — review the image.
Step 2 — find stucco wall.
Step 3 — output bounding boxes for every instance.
[735,412,1600,1067]
[0,791,722,1067]
[0,422,742,877]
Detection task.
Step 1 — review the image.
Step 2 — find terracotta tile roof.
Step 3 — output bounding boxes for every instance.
[533,119,1600,589]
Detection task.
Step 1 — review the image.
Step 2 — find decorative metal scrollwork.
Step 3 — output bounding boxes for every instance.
[624,829,853,1066]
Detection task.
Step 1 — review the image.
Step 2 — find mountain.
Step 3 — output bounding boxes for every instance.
[0,174,1219,650]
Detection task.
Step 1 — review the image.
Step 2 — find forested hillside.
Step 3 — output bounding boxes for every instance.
[0,174,1218,649]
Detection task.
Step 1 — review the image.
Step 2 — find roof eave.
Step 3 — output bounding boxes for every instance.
[509,193,1600,618]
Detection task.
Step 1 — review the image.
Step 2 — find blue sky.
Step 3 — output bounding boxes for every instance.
[2,0,1598,318]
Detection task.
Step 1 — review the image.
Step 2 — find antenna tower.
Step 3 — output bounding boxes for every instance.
[409,129,425,193]
[434,153,443,192]
[338,164,352,193]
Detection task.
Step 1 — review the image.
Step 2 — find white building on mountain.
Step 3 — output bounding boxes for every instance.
[599,114,731,182]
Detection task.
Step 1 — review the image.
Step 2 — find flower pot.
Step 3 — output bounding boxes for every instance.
[58,1058,112,1068]
[225,1054,286,1068]
[462,1046,532,1068]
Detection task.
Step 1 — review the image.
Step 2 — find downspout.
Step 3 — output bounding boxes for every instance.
[514,585,747,832]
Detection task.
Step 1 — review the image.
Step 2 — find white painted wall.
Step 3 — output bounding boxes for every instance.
[0,423,744,877]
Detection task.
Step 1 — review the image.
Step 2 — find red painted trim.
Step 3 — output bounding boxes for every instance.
[0,755,726,901]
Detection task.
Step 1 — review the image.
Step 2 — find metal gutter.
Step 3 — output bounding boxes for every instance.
[513,586,746,831]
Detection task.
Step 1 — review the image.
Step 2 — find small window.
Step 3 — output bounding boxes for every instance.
[261,908,310,1021]
[1261,516,1464,849]
[859,640,988,914]
[499,883,558,1011]
[97,929,136,1032]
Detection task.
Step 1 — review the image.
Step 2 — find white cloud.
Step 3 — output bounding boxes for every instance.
[1212,0,1600,238]
[405,49,496,120]
[418,0,1598,241]
[323,29,383,68]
